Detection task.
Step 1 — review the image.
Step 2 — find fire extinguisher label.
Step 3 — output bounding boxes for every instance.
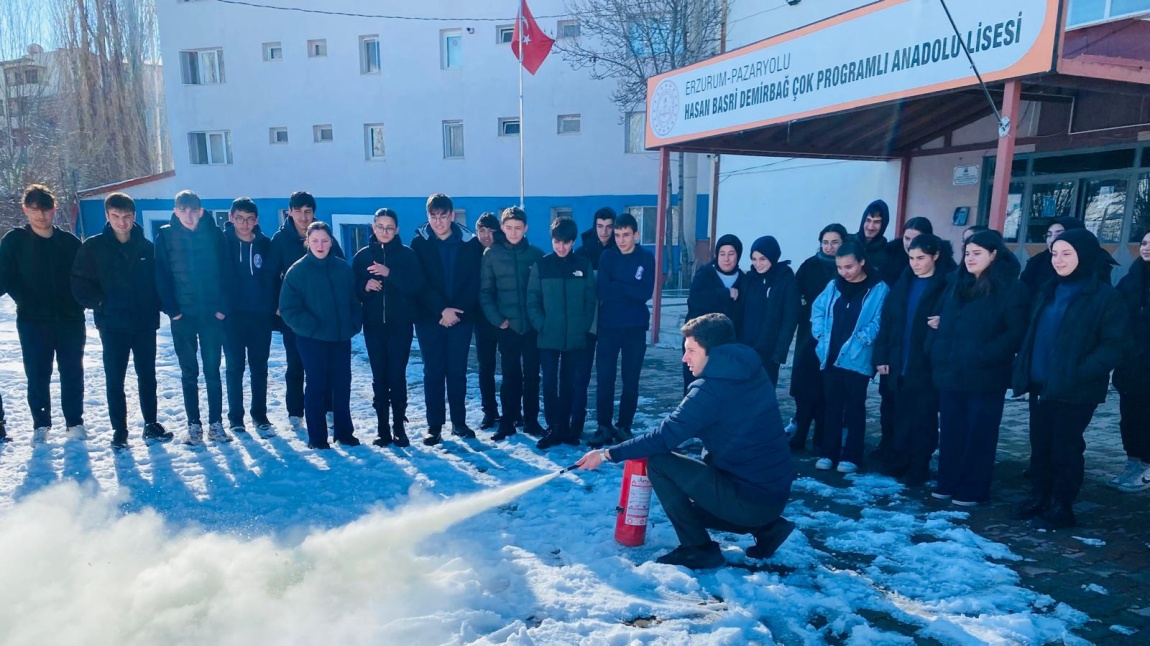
[624,474,652,526]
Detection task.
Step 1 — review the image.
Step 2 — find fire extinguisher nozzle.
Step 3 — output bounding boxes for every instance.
[557,462,581,474]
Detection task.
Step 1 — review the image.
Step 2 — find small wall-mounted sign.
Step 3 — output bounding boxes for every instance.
[952,207,971,227]
[953,165,980,186]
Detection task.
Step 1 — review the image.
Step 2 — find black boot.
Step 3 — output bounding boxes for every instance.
[373,421,392,447]
[143,422,174,443]
[588,424,616,448]
[480,412,499,430]
[0,419,10,443]
[1012,494,1048,521]
[492,421,517,441]
[111,428,129,450]
[392,422,410,448]
[746,518,796,560]
[655,541,724,569]
[524,420,546,438]
[452,423,476,439]
[1031,500,1076,530]
[423,425,443,446]
[536,427,564,450]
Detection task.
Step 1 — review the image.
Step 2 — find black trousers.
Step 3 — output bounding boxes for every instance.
[498,328,541,426]
[364,323,413,431]
[540,348,580,436]
[820,367,870,464]
[224,311,273,427]
[100,327,157,433]
[17,318,86,429]
[171,315,224,426]
[296,336,354,445]
[596,326,646,428]
[888,383,939,481]
[280,323,306,418]
[937,390,1005,503]
[647,452,786,548]
[474,320,500,418]
[1029,397,1097,505]
[790,339,824,448]
[571,332,597,432]
[1118,391,1150,463]
[416,322,473,427]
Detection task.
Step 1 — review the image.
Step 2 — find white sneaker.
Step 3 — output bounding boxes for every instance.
[784,418,797,439]
[288,416,304,429]
[836,461,858,474]
[1109,459,1144,489]
[1118,464,1150,493]
[256,423,278,438]
[815,458,833,470]
[229,423,247,435]
[31,426,50,445]
[207,422,233,443]
[183,423,204,446]
[65,424,88,441]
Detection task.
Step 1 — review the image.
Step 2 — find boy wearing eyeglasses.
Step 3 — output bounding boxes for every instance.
[223,197,278,438]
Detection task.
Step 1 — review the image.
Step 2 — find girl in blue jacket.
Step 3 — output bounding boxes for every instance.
[811,239,889,473]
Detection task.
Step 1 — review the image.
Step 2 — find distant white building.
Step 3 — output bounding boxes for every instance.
[79,0,707,256]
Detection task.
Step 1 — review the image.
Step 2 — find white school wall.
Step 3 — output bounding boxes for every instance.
[714,0,901,267]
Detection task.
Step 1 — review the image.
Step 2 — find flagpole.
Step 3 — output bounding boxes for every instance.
[518,2,525,209]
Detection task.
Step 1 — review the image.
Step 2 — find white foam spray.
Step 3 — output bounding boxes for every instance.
[0,472,560,646]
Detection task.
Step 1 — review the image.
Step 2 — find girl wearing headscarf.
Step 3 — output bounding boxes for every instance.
[929,231,1029,506]
[737,236,800,386]
[873,234,954,486]
[1020,216,1084,293]
[1012,229,1127,529]
[684,234,744,392]
[789,223,848,451]
[279,222,363,449]
[1111,230,1150,493]
[811,239,889,473]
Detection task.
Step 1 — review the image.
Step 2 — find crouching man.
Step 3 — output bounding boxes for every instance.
[576,313,795,568]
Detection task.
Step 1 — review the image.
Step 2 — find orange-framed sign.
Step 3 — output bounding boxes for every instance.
[645,0,1063,148]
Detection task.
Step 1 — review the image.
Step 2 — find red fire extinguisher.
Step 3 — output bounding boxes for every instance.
[615,458,652,547]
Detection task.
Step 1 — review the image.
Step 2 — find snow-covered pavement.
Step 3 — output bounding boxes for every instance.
[0,298,1092,644]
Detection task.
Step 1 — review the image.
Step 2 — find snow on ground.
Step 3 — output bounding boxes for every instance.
[0,298,1092,644]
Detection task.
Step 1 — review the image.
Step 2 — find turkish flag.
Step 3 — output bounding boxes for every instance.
[511,0,555,75]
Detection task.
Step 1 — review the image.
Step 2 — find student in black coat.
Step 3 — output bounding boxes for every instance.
[856,200,891,283]
[928,231,1030,506]
[1012,229,1128,529]
[788,223,847,450]
[353,208,424,448]
[684,234,744,392]
[71,193,170,448]
[737,236,799,386]
[1020,217,1082,294]
[872,234,953,485]
[1111,230,1150,493]
[221,199,278,439]
[470,213,504,429]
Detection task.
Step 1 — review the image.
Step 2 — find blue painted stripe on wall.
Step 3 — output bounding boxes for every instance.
[80,194,711,242]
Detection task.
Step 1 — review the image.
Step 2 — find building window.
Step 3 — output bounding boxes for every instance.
[360,35,381,74]
[179,48,225,85]
[443,120,464,159]
[307,39,327,58]
[499,117,521,137]
[364,123,386,160]
[551,207,573,222]
[262,42,283,62]
[454,209,467,223]
[557,114,581,135]
[211,210,231,230]
[187,130,232,165]
[626,205,672,246]
[441,30,462,70]
[313,124,334,143]
[1068,0,1150,28]
[269,127,288,144]
[497,25,514,44]
[557,20,581,39]
[625,111,646,153]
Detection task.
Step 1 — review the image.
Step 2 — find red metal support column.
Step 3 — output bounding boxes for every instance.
[988,80,1022,233]
[651,147,671,344]
[896,155,911,232]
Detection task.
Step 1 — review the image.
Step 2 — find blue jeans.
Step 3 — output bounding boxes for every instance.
[224,312,273,426]
[171,315,224,426]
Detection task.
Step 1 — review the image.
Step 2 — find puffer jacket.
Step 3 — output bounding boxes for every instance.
[352,235,424,330]
[526,251,596,350]
[70,222,160,331]
[479,238,545,334]
[154,214,231,319]
[279,251,363,342]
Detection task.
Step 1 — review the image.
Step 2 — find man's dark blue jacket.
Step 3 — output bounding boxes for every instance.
[609,342,794,503]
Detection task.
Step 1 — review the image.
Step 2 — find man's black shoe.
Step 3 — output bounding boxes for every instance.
[143,422,174,443]
[561,431,582,446]
[536,428,564,450]
[372,435,392,448]
[307,441,332,450]
[423,426,443,446]
[336,435,361,447]
[524,421,546,438]
[392,423,410,447]
[588,424,616,448]
[614,425,634,441]
[0,419,9,443]
[453,423,476,439]
[111,429,129,451]
[1031,500,1076,530]
[492,424,517,441]
[746,518,796,560]
[479,412,500,430]
[1012,495,1047,521]
[655,541,724,569]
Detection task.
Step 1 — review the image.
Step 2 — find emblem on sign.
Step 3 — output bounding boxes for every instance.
[649,79,679,137]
